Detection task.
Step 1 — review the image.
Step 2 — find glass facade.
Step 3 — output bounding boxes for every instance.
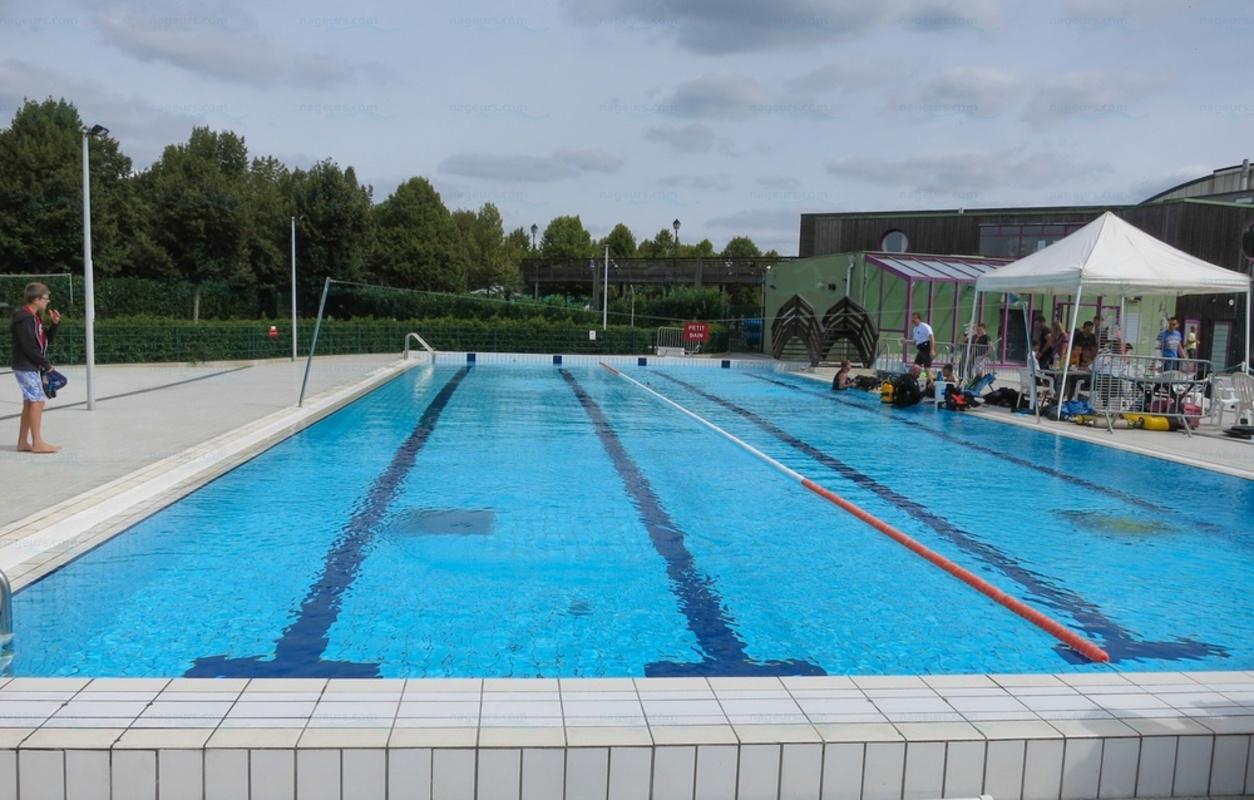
[978,222,1086,258]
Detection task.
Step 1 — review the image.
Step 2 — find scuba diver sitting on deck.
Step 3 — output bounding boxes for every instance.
[890,364,926,408]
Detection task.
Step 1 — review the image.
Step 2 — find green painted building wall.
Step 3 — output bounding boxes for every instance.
[766,253,1177,363]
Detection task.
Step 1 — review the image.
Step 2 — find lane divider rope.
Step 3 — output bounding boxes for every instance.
[598,362,1110,664]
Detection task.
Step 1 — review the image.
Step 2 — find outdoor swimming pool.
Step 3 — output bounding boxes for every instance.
[13,361,1254,678]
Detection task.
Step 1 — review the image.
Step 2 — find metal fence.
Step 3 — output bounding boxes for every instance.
[1088,353,1210,435]
[2,322,660,366]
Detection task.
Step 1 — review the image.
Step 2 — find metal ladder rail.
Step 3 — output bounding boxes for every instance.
[404,332,436,361]
[0,568,12,676]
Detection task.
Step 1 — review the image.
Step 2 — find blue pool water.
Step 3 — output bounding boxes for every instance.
[14,363,1254,677]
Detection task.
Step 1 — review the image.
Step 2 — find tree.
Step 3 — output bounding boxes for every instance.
[0,98,136,276]
[138,127,254,317]
[242,155,290,290]
[687,238,716,257]
[636,228,675,258]
[721,235,762,259]
[540,215,593,259]
[371,178,466,292]
[602,223,636,259]
[454,202,516,292]
[290,160,373,291]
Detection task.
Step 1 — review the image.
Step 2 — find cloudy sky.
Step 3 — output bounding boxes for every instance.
[2,0,1251,253]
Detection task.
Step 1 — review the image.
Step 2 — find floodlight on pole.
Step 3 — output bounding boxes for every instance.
[81,123,109,411]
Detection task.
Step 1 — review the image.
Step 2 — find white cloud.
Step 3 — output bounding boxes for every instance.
[563,0,997,54]
[644,123,717,153]
[439,149,624,183]
[0,59,201,165]
[827,150,1114,195]
[94,9,392,88]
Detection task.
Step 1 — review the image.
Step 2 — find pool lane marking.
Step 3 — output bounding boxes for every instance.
[560,368,824,677]
[599,363,1110,663]
[653,371,1228,664]
[186,365,472,678]
[745,372,1216,529]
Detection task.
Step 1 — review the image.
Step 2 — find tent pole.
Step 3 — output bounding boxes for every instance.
[1245,284,1251,372]
[1059,284,1083,414]
[1118,296,1125,349]
[963,289,980,381]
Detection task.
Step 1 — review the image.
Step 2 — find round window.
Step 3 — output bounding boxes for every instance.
[880,230,909,253]
[1243,225,1254,262]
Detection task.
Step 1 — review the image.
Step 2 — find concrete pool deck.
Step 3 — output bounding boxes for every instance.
[0,354,400,529]
[0,352,1251,799]
[796,367,1254,480]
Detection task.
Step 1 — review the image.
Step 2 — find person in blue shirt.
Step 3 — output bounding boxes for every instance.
[1157,317,1184,370]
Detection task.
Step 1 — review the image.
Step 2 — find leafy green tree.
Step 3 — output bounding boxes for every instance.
[453,202,517,292]
[540,215,593,259]
[636,228,676,258]
[290,160,373,291]
[687,238,716,257]
[0,98,136,277]
[721,235,762,258]
[371,178,466,291]
[138,127,254,316]
[242,155,290,289]
[602,223,636,259]
[763,248,782,258]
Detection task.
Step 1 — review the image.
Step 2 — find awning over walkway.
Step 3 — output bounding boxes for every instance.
[867,252,1009,283]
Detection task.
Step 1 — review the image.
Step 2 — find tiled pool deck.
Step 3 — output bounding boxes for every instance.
[1,353,1251,798]
[2,673,1253,799]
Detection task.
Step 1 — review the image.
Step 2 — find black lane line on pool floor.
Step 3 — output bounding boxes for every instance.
[186,366,473,678]
[653,371,1227,664]
[745,372,1220,529]
[560,368,825,677]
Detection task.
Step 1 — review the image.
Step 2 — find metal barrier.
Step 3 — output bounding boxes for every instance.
[873,338,958,374]
[1088,353,1210,436]
[655,326,694,357]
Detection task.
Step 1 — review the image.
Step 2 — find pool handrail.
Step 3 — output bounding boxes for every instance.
[0,567,12,676]
[404,332,436,361]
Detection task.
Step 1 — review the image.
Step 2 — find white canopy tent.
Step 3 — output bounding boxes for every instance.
[967,211,1251,399]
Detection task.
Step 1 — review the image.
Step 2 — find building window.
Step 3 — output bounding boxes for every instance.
[880,230,909,252]
[978,222,1085,259]
[1243,225,1254,262]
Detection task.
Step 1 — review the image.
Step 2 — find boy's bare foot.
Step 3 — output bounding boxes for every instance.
[31,442,60,454]
[16,444,33,452]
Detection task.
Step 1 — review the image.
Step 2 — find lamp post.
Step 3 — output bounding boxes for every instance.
[289,216,298,361]
[530,223,538,251]
[81,123,108,411]
[672,218,681,257]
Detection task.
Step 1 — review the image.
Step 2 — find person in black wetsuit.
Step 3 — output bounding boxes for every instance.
[891,364,925,408]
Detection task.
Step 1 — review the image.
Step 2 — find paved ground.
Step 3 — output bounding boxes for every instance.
[0,354,397,527]
[798,366,1254,478]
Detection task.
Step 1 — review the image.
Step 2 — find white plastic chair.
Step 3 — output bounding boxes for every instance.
[1229,373,1254,427]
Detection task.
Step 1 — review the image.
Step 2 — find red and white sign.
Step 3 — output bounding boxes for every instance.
[684,322,710,342]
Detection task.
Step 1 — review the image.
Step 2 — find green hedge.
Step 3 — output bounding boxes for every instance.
[0,316,735,365]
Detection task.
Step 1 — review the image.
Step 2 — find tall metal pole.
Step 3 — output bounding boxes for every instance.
[298,278,331,407]
[290,217,297,361]
[602,245,609,331]
[80,132,96,410]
